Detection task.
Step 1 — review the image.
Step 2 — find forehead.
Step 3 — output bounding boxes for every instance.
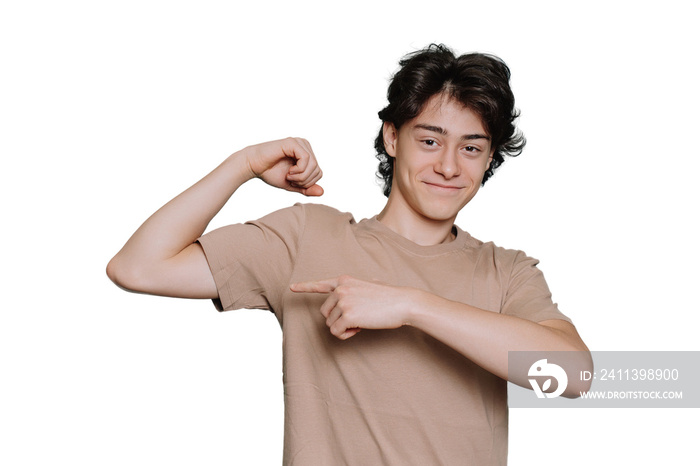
[410,93,488,134]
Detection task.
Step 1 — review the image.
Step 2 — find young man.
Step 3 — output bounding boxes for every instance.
[107,44,590,465]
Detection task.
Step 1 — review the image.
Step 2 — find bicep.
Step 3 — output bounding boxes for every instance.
[109,242,218,299]
[155,242,218,299]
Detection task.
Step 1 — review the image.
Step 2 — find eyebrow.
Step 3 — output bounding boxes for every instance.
[413,123,491,141]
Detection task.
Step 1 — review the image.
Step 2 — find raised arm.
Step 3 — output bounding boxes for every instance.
[106,138,323,298]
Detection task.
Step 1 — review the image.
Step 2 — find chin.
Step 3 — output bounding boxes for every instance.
[419,204,462,222]
[418,189,476,218]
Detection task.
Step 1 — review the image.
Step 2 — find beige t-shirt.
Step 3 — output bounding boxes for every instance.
[198,203,571,465]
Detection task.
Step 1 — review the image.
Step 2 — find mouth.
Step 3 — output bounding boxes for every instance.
[423,181,465,191]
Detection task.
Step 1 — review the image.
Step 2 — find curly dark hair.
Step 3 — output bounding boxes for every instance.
[374,44,526,197]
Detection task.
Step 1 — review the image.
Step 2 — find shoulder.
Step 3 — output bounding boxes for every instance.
[457,227,540,273]
[291,203,356,229]
[296,203,355,220]
[241,203,356,243]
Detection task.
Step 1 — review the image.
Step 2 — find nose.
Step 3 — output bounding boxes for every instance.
[434,150,460,179]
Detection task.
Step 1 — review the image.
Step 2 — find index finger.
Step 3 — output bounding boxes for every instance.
[290,278,339,294]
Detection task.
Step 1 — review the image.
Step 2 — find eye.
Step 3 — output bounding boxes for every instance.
[422,139,438,147]
[463,145,481,154]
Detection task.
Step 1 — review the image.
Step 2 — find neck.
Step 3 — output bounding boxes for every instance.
[376,199,457,246]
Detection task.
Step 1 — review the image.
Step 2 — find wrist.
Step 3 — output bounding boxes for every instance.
[222,149,258,185]
[402,288,434,328]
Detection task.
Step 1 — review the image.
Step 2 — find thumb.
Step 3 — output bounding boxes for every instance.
[282,182,323,197]
[301,184,324,197]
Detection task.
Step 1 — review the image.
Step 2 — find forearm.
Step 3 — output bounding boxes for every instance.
[291,276,591,395]
[406,290,591,394]
[108,150,252,276]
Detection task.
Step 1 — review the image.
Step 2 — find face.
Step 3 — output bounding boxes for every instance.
[383,93,494,224]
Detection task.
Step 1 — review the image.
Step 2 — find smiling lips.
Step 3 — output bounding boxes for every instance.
[423,181,465,191]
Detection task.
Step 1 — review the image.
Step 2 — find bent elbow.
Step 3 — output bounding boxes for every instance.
[562,352,594,398]
[106,256,118,284]
[106,255,146,293]
[562,377,593,399]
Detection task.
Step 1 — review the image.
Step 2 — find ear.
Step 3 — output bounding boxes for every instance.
[382,122,398,158]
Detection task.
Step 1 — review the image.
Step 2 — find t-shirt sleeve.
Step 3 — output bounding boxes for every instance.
[501,250,572,324]
[196,204,305,313]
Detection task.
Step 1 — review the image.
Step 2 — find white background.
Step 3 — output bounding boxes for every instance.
[1,0,698,464]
